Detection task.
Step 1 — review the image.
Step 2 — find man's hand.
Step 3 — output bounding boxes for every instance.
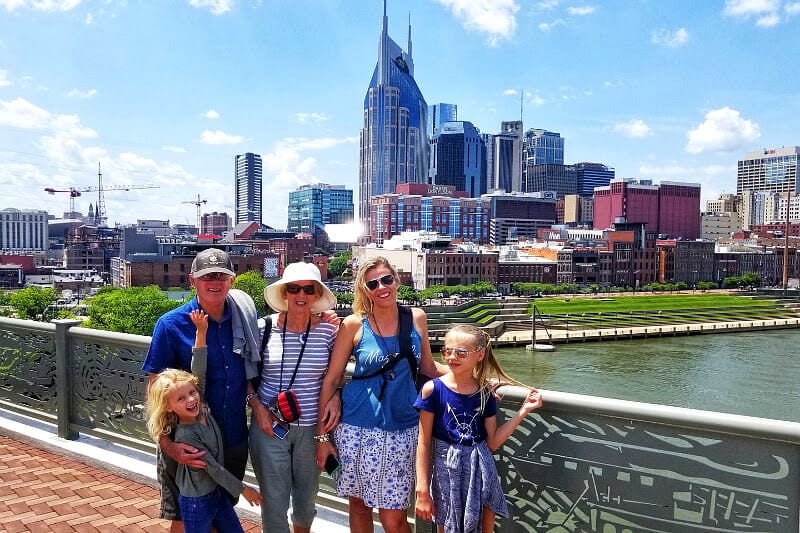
[163,438,207,468]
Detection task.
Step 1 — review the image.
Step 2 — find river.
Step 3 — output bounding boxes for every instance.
[494,329,800,423]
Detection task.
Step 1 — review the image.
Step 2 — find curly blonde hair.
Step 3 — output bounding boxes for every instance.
[352,256,399,316]
[145,369,198,443]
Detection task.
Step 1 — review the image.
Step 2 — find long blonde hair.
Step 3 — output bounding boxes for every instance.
[145,369,198,442]
[352,256,399,316]
[444,324,529,408]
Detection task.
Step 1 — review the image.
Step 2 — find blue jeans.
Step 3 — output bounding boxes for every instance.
[178,486,243,533]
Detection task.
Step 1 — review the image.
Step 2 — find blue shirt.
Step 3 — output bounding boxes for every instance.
[143,298,248,448]
[341,316,422,431]
[414,377,497,446]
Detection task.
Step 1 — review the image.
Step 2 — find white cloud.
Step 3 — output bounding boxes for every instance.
[280,136,358,151]
[685,107,760,154]
[0,69,11,87]
[567,6,595,15]
[723,0,779,17]
[536,0,559,9]
[651,27,689,47]
[199,129,245,145]
[203,109,220,119]
[66,88,97,99]
[503,89,518,96]
[722,0,792,25]
[526,91,545,106]
[293,112,331,124]
[0,97,96,138]
[162,146,187,153]
[539,18,566,31]
[188,0,232,15]
[84,12,92,24]
[0,0,80,11]
[434,0,519,44]
[613,119,652,138]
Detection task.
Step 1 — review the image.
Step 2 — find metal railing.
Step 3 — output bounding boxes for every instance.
[1,317,799,531]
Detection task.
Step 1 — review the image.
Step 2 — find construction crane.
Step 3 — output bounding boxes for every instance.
[182,194,208,231]
[44,163,159,225]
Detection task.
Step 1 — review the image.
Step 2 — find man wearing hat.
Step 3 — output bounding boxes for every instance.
[143,248,260,531]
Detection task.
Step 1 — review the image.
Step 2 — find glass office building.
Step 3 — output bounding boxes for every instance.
[574,162,615,196]
[429,103,457,137]
[429,121,484,198]
[287,184,354,234]
[359,0,429,234]
[737,146,800,194]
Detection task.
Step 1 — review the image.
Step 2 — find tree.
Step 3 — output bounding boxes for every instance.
[10,286,56,320]
[233,270,269,316]
[328,252,351,279]
[83,286,182,336]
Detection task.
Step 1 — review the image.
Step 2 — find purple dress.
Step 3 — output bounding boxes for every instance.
[414,378,509,533]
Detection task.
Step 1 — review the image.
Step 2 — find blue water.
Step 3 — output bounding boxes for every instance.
[494,329,800,422]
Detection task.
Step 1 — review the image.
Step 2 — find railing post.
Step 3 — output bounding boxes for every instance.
[53,319,81,440]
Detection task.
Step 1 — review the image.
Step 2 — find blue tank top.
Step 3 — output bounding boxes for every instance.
[341,316,422,431]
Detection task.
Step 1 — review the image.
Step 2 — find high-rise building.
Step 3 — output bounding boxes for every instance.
[487,121,523,193]
[523,129,564,166]
[359,1,428,234]
[0,208,48,251]
[737,146,799,194]
[428,103,457,137]
[429,121,484,198]
[524,163,577,197]
[574,162,615,196]
[287,184,354,234]
[234,153,262,225]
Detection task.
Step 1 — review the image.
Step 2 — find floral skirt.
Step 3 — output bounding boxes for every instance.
[333,423,417,509]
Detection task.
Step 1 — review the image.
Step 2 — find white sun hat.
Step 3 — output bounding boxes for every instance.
[264,261,337,314]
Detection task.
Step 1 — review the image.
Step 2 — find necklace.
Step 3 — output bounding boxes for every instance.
[371,311,399,358]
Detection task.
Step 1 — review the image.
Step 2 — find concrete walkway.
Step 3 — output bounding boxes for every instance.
[0,408,353,532]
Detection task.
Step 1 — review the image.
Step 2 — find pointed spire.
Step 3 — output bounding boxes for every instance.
[407,11,412,60]
[377,0,390,85]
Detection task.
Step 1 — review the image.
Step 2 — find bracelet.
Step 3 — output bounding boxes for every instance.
[313,433,331,443]
[245,392,257,406]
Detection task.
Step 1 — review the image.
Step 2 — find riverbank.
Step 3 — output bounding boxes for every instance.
[434,315,800,348]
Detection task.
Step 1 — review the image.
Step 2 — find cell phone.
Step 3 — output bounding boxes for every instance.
[272,422,289,439]
[324,454,341,476]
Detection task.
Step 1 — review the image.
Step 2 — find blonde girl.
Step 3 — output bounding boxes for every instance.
[414,325,542,533]
[146,368,261,533]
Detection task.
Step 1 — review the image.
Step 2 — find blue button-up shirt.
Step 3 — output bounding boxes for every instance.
[143,298,248,448]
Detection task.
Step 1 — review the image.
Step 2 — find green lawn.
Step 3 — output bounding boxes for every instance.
[533,294,777,315]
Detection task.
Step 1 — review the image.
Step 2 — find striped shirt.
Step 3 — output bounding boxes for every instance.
[256,315,336,427]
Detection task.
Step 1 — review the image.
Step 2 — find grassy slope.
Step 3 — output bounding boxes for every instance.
[533,294,774,315]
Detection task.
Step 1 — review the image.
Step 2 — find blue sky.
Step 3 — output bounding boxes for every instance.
[1,0,799,230]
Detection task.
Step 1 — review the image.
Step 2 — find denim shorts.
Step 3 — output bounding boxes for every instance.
[178,486,243,533]
[156,439,249,521]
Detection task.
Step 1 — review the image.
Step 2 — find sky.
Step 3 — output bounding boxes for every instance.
[1,0,799,230]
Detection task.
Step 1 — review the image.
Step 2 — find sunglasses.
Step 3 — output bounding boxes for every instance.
[286,284,316,295]
[441,347,483,359]
[365,274,395,291]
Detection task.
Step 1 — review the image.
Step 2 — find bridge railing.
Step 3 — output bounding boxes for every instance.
[1,317,799,532]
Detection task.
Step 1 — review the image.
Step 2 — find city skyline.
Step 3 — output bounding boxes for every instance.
[0,1,799,229]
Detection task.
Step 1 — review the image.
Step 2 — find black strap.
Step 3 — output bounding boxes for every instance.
[250,315,272,390]
[279,316,312,391]
[352,305,417,400]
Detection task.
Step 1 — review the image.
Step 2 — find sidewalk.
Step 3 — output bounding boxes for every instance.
[0,408,352,532]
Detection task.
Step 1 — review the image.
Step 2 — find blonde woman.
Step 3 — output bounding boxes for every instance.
[315,257,446,533]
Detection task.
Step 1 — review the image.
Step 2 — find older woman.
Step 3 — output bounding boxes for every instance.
[315,256,446,533]
[246,261,340,533]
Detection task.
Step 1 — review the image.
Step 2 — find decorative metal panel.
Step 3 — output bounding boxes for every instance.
[496,409,799,532]
[0,326,56,412]
[69,337,150,441]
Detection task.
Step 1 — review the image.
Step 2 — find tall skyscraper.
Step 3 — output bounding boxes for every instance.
[428,103,457,137]
[287,183,354,234]
[429,121,484,198]
[523,128,564,166]
[574,162,615,196]
[737,146,799,194]
[234,152,262,225]
[359,1,429,234]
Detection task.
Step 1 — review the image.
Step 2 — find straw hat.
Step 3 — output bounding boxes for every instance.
[264,262,337,314]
